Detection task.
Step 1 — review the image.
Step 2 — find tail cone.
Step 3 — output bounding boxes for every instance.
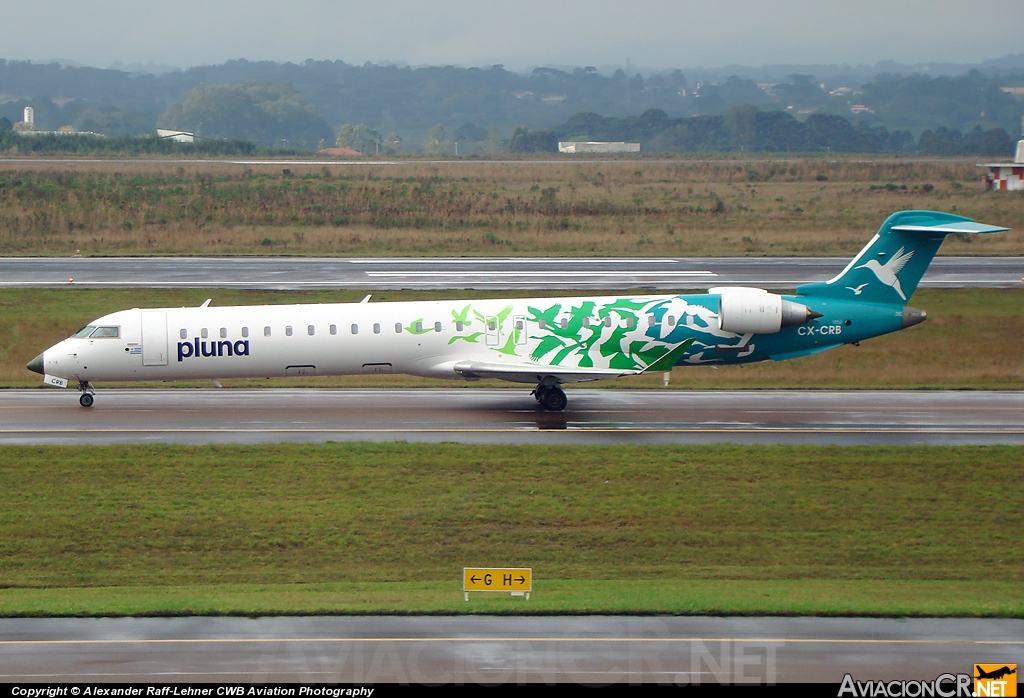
[901,306,927,329]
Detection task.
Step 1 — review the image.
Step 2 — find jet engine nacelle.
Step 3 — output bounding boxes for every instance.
[713,288,820,334]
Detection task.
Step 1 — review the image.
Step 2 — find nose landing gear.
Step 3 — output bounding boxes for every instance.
[78,381,95,408]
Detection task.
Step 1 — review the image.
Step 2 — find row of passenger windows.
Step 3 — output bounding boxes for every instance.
[177,315,676,340]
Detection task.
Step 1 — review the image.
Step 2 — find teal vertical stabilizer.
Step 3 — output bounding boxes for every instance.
[796,210,1009,305]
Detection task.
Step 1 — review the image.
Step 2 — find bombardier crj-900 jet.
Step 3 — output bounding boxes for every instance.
[27,211,1008,411]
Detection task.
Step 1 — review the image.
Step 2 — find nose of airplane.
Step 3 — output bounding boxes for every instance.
[27,352,44,375]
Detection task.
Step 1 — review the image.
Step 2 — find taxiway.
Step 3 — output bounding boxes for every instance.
[2,615,1020,683]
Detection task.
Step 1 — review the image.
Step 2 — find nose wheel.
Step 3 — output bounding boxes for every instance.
[532,384,568,412]
[78,381,95,408]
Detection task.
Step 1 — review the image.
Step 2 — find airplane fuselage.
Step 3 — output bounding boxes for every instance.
[37,292,908,386]
[30,211,1008,411]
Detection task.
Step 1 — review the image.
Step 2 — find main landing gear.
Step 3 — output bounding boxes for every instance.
[532,382,568,412]
[78,381,95,408]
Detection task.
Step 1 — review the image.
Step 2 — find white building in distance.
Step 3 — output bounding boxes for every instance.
[558,141,640,154]
[981,117,1024,191]
[157,129,195,143]
[23,106,34,126]
[981,139,1024,190]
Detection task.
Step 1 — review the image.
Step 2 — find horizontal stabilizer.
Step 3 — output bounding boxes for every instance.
[891,222,1010,235]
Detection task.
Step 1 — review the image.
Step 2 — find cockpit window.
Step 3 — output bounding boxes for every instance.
[89,326,120,338]
[73,326,96,338]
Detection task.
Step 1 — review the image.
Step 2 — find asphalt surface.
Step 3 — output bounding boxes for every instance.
[3,388,1022,445]
[1,616,1020,683]
[1,255,1021,290]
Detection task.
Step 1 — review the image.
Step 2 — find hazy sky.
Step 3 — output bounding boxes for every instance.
[5,0,1022,71]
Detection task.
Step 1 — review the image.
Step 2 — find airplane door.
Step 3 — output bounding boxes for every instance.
[141,311,168,366]
[485,316,500,346]
[513,315,528,346]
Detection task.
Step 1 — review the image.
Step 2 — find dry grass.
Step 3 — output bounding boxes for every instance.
[1,157,1022,256]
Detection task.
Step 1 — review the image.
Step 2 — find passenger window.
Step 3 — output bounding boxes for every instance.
[286,326,293,337]
[201,328,208,339]
[373,323,381,334]
[308,325,315,336]
[603,316,611,327]
[456,321,464,331]
[90,326,119,338]
[487,320,496,331]
[220,327,227,339]
[180,329,187,340]
[330,324,337,335]
[516,320,524,330]
[264,326,271,337]
[538,319,546,330]
[415,321,423,333]
[668,315,676,327]
[395,322,402,334]
[560,318,568,330]
[241,327,249,338]
[351,324,358,335]
[583,318,590,329]
[625,316,636,329]
[648,315,656,326]
[434,321,442,333]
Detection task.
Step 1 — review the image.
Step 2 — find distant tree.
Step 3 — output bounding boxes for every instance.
[158,82,332,148]
[724,104,759,147]
[423,123,448,154]
[917,127,962,155]
[666,69,688,90]
[485,127,504,153]
[383,132,403,155]
[979,127,1014,157]
[336,123,382,153]
[509,125,557,153]
[0,116,12,133]
[453,122,488,143]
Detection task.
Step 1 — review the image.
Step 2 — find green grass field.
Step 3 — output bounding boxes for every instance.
[3,287,1022,389]
[0,444,1020,617]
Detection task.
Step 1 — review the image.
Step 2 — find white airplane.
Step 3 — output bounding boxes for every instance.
[26,210,1009,412]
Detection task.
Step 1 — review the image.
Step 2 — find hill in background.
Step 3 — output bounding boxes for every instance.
[0,56,1022,152]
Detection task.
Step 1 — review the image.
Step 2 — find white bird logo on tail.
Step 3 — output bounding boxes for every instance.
[854,247,915,300]
[846,283,868,295]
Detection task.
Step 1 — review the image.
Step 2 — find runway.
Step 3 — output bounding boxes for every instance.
[1,615,1021,683]
[0,255,1020,290]
[2,388,1022,445]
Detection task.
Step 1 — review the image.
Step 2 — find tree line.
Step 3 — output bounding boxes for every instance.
[1,58,1022,149]
[508,108,1015,156]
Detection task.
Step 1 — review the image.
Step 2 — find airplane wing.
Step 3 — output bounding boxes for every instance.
[452,339,694,384]
[453,360,640,384]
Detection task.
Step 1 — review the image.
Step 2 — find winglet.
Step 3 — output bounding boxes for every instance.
[642,338,695,373]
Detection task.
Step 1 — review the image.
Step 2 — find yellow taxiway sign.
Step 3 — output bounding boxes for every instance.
[463,567,532,600]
